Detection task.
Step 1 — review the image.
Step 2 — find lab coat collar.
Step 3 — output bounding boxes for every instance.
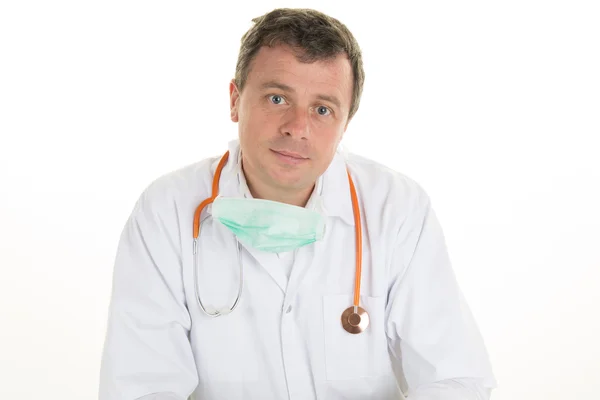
[319,145,355,226]
[208,139,355,226]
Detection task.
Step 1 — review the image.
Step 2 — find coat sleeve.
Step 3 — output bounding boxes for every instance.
[99,186,198,400]
[385,188,497,399]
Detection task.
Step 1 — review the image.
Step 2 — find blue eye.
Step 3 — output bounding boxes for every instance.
[269,95,285,105]
[317,106,330,116]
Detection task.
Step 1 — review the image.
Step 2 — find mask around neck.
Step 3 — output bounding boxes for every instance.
[211,196,326,253]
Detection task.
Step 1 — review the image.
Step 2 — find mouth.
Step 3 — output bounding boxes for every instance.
[271,150,309,160]
[270,149,309,165]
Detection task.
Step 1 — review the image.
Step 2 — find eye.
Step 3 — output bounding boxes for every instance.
[317,106,331,116]
[268,95,286,105]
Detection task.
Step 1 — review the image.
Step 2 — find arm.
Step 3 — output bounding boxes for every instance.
[385,190,496,399]
[99,186,198,400]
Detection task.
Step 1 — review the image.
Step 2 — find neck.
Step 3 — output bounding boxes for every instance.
[241,161,314,208]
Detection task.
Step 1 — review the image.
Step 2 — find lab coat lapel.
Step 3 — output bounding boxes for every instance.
[284,239,320,304]
[241,245,288,294]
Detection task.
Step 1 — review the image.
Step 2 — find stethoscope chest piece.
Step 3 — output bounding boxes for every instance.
[341,306,370,334]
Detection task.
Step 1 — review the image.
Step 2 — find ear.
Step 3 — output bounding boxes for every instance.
[229,79,241,123]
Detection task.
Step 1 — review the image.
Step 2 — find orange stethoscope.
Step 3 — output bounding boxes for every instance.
[192,151,369,334]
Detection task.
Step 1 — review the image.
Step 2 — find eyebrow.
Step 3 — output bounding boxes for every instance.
[260,80,342,109]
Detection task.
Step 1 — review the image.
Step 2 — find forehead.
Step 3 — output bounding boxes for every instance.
[245,45,353,102]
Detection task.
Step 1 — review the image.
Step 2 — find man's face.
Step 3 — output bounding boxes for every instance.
[229,44,353,198]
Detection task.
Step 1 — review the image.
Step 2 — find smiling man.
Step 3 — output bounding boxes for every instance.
[100,8,496,400]
[231,43,354,207]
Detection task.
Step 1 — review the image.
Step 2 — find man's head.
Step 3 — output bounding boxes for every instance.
[229,8,365,206]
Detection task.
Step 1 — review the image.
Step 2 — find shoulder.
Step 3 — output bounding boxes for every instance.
[130,155,219,218]
[346,151,430,210]
[344,151,432,235]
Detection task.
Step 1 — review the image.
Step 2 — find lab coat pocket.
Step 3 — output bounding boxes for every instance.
[323,294,389,381]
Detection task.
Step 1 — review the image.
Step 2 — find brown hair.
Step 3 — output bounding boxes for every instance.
[234,8,365,120]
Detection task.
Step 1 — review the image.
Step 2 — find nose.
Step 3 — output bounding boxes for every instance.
[280,106,310,140]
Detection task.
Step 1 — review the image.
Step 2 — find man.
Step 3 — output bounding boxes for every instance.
[100,8,496,400]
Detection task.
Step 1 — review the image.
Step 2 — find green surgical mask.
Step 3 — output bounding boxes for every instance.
[211,197,326,253]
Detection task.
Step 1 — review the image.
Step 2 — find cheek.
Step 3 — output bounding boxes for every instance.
[241,105,275,136]
[317,133,343,166]
[316,128,342,151]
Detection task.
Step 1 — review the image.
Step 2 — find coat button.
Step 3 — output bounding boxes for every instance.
[286,305,293,313]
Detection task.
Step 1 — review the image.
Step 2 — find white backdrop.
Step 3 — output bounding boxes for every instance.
[1,1,599,399]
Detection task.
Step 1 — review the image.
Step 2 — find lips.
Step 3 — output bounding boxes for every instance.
[272,150,308,159]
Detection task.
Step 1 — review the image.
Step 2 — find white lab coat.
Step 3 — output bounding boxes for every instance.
[99,140,496,400]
